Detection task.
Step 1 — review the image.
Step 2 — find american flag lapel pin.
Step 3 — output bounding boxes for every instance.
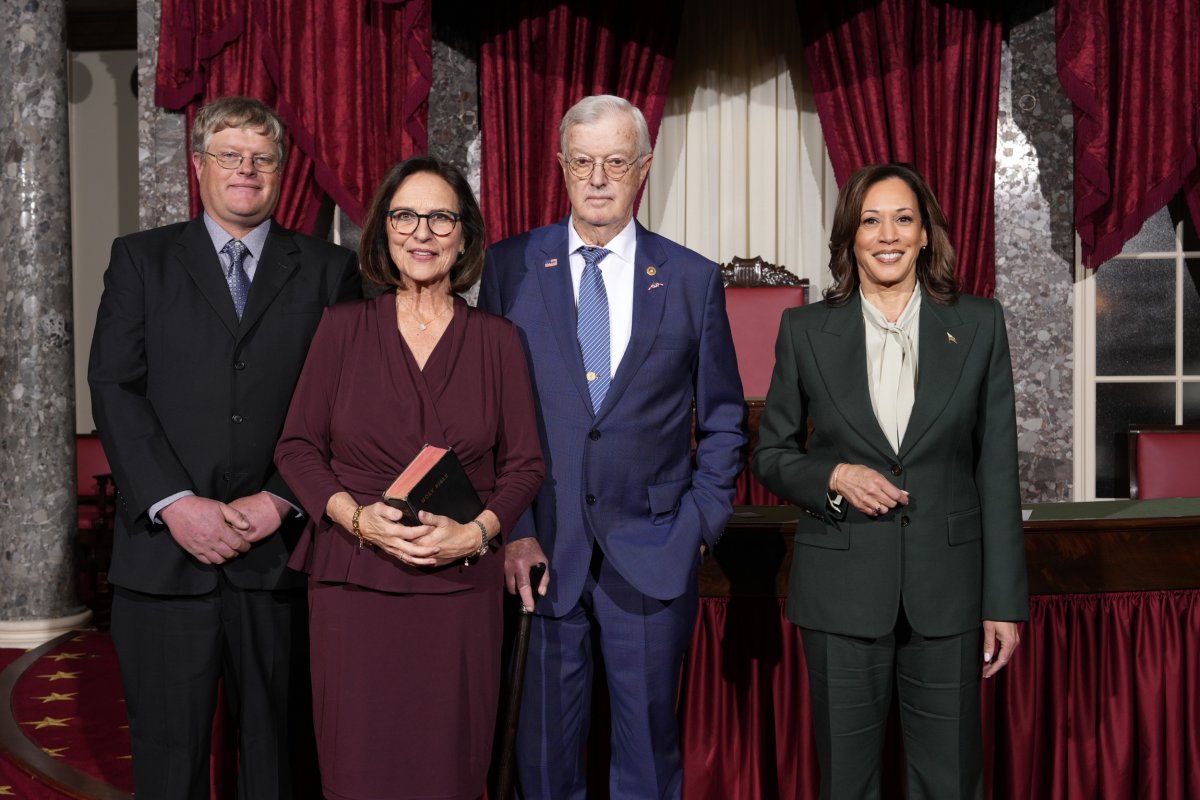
[648,281,665,291]
[544,258,558,268]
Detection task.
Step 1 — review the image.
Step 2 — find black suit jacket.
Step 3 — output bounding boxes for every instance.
[88,217,360,595]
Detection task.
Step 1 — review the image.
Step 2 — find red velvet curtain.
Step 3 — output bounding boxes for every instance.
[799,1,1003,297]
[478,1,684,245]
[1056,0,1200,268]
[680,591,1200,798]
[156,0,431,232]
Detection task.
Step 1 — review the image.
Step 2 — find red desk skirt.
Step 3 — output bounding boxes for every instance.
[679,591,1200,799]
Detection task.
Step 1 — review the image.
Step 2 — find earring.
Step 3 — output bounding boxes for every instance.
[459,248,465,255]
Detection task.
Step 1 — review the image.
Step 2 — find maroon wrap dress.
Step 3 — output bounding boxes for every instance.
[276,292,544,800]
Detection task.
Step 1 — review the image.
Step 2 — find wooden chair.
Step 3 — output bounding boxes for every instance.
[1127,424,1200,499]
[720,256,808,398]
[719,257,808,505]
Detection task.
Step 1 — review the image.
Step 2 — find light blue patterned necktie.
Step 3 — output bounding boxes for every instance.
[577,246,611,414]
[222,239,251,319]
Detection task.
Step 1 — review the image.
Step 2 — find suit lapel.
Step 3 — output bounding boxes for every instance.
[899,299,975,458]
[176,218,240,336]
[533,223,594,413]
[238,222,299,339]
[598,224,668,420]
[810,294,896,461]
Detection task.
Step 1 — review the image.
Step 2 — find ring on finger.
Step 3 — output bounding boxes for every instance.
[874,505,883,515]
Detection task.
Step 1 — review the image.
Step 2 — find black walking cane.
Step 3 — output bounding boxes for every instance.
[495,562,547,800]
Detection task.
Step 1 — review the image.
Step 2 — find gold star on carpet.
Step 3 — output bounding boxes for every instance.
[0,785,14,795]
[22,716,72,730]
[47,651,87,661]
[38,671,81,682]
[41,747,68,758]
[33,692,77,703]
[119,754,132,760]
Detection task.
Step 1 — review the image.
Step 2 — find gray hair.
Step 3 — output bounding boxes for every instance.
[191,96,287,164]
[559,95,651,157]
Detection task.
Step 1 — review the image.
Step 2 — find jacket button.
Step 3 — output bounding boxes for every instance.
[586,494,597,506]
[223,472,232,481]
[589,429,601,441]
[901,515,910,527]
[231,414,244,424]
[234,361,246,370]
[891,464,903,476]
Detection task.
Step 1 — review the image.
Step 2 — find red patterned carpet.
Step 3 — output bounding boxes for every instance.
[0,632,132,799]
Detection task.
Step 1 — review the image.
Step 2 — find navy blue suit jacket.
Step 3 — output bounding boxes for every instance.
[479,219,746,615]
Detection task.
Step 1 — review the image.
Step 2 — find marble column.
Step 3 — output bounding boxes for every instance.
[0,0,91,646]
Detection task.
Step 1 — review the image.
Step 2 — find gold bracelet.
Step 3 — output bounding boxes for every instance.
[463,519,489,566]
[830,463,845,495]
[351,504,366,550]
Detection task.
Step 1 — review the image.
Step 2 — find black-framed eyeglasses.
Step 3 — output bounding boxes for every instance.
[564,154,644,181]
[387,209,462,236]
[203,151,281,174]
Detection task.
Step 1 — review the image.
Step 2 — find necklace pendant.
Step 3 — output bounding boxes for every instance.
[418,322,428,331]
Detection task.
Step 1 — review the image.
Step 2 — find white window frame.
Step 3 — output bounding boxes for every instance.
[1073,219,1200,500]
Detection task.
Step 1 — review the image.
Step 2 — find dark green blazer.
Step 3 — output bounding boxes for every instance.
[752,292,1029,638]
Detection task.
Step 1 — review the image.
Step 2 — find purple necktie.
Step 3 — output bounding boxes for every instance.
[222,239,251,319]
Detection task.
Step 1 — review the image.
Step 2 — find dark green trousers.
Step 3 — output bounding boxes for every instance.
[801,612,983,800]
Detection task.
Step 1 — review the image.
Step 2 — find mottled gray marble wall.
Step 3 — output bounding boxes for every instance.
[137,0,189,229]
[0,0,82,622]
[994,2,1075,501]
[429,11,482,302]
[428,12,480,183]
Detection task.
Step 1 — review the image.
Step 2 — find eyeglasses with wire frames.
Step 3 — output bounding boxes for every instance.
[386,209,462,237]
[203,150,282,174]
[563,154,646,181]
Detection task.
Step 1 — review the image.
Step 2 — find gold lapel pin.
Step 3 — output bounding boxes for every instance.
[646,266,657,276]
[946,331,958,344]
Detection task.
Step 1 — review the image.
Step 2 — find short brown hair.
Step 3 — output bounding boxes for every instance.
[191,96,286,163]
[823,163,958,306]
[358,156,485,292]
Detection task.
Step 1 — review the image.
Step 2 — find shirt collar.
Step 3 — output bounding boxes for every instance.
[202,213,272,261]
[860,283,922,331]
[567,217,637,266]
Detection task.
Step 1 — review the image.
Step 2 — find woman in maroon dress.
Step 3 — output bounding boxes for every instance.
[275,156,544,800]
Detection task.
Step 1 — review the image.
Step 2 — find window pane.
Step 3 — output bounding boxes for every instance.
[1095,259,1176,375]
[1120,206,1176,253]
[1094,382,1175,498]
[1185,383,1200,425]
[1185,258,1200,374]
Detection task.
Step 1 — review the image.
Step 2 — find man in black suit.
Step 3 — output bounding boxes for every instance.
[88,96,360,799]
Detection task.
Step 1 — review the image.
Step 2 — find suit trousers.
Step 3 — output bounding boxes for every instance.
[516,545,699,800]
[112,574,317,800]
[800,609,983,800]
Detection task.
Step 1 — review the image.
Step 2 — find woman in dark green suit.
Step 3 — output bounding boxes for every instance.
[752,163,1028,799]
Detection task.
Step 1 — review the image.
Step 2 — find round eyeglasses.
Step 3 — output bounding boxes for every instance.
[387,209,462,236]
[203,151,281,174]
[564,154,644,181]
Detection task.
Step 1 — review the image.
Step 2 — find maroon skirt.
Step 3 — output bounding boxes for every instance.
[307,567,503,800]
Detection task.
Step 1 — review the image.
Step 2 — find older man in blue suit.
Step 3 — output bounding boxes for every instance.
[479,95,745,799]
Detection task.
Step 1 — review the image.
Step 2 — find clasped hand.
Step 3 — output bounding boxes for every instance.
[354,503,477,567]
[162,492,288,565]
[832,463,909,516]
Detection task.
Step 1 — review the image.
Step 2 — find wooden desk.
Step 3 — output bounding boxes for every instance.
[701,499,1200,597]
